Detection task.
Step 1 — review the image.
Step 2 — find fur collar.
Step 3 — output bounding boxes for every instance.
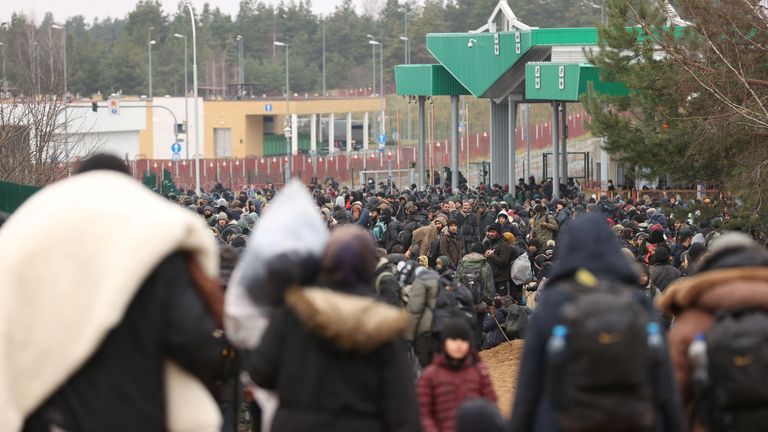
[285,287,407,352]
[658,267,768,314]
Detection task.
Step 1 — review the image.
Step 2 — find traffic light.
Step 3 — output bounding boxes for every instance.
[91,101,98,112]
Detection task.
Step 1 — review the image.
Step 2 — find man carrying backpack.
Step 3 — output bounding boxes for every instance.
[659,233,768,432]
[511,214,683,432]
[457,245,496,350]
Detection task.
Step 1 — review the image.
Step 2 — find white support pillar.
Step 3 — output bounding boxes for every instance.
[328,113,335,154]
[508,97,517,193]
[346,112,353,153]
[450,95,460,193]
[560,103,568,184]
[363,112,369,152]
[601,140,609,189]
[310,114,317,153]
[291,114,298,155]
[551,102,560,199]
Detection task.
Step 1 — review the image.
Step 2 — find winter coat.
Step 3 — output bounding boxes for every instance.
[658,267,768,432]
[439,233,465,267]
[417,352,497,432]
[651,264,682,292]
[374,258,403,307]
[402,214,428,249]
[406,270,441,341]
[511,215,684,432]
[247,287,421,432]
[412,217,447,257]
[483,237,513,283]
[384,220,402,253]
[531,213,559,243]
[23,254,227,432]
[2,171,224,432]
[554,208,571,230]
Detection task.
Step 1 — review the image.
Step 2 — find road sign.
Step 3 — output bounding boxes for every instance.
[265,103,273,112]
[171,142,182,154]
[172,153,181,162]
[108,99,120,115]
[459,121,465,132]
[377,134,386,144]
[392,131,399,140]
[378,142,386,152]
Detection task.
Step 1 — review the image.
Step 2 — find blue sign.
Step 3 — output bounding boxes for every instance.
[378,142,386,152]
[265,104,273,112]
[172,153,181,162]
[377,134,386,144]
[171,142,182,154]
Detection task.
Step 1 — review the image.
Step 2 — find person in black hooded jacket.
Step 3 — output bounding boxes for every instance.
[246,225,420,432]
[510,214,684,432]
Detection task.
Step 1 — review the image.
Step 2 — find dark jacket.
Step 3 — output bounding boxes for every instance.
[651,264,682,292]
[484,237,513,283]
[417,352,497,432]
[24,253,227,432]
[482,308,510,350]
[374,258,403,307]
[247,287,420,432]
[510,215,684,432]
[439,232,465,267]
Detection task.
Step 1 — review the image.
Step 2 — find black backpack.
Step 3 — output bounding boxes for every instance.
[459,268,486,306]
[547,277,658,432]
[694,310,768,432]
[501,304,532,340]
[431,277,474,334]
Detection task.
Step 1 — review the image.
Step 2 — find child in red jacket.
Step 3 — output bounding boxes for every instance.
[417,319,498,432]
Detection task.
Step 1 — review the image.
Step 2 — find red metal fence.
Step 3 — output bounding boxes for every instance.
[132,112,591,191]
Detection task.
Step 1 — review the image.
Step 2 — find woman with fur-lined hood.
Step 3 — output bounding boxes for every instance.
[245,225,421,432]
[658,233,768,431]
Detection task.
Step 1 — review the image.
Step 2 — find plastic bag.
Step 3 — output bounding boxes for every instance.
[511,253,534,286]
[224,180,328,349]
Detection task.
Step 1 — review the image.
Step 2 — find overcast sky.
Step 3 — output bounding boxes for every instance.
[3,0,360,23]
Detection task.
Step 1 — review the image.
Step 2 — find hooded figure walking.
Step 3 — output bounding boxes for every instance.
[245,225,421,432]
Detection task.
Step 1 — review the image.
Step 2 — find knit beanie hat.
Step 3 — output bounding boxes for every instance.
[486,223,502,233]
[436,256,451,269]
[217,212,228,221]
[442,318,472,342]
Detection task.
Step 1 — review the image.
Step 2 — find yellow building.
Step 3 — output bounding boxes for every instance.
[136,96,384,160]
[204,97,383,158]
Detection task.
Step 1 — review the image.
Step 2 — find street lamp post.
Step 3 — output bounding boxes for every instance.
[369,39,384,139]
[181,2,201,194]
[174,33,189,160]
[235,35,244,99]
[366,34,376,96]
[148,26,155,100]
[400,36,410,145]
[274,41,291,179]
[51,24,67,97]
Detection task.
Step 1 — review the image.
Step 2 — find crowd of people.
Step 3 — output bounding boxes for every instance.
[1,153,766,432]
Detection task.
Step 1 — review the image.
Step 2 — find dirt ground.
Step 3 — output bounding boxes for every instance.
[479,339,525,418]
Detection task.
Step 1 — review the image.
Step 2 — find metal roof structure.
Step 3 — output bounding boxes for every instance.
[393,0,690,194]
